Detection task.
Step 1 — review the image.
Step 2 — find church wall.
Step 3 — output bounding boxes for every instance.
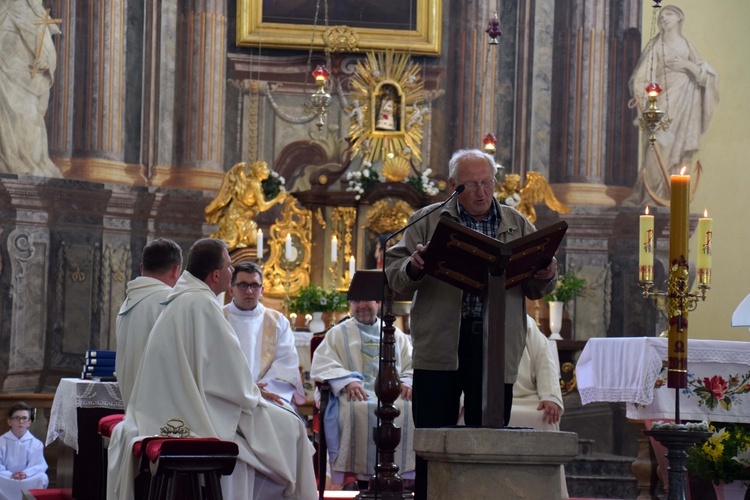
[645,1,750,341]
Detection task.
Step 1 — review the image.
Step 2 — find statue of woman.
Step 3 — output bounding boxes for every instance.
[205,161,287,250]
[0,0,62,177]
[625,5,719,206]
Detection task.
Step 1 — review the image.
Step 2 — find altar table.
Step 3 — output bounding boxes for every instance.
[46,378,124,500]
[577,337,750,423]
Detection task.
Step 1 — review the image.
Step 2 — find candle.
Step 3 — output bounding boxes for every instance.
[697,209,713,284]
[667,168,690,389]
[349,255,356,278]
[331,235,338,263]
[285,234,293,261]
[639,206,654,281]
[256,229,263,260]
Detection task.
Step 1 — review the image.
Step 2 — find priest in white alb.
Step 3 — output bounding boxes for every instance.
[107,238,316,500]
[115,238,182,408]
[310,294,415,490]
[224,261,305,407]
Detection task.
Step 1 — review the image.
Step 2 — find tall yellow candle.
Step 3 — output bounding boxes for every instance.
[696,209,713,284]
[668,169,690,389]
[639,206,654,281]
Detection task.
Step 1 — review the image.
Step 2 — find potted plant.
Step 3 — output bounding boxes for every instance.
[543,271,586,340]
[288,284,348,333]
[687,424,750,498]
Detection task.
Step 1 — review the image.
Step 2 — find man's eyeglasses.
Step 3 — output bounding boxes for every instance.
[232,282,262,291]
[462,180,495,191]
[10,416,30,422]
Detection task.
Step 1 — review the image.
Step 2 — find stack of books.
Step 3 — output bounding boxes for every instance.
[82,350,116,380]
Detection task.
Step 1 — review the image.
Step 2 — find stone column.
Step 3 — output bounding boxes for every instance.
[47,0,77,166]
[444,0,495,153]
[150,0,227,191]
[549,0,641,206]
[60,0,148,185]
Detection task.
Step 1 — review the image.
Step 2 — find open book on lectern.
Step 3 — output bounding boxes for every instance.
[421,217,568,295]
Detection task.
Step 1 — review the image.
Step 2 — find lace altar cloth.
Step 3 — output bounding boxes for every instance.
[577,337,750,423]
[45,378,123,452]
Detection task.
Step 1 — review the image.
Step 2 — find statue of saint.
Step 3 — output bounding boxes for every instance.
[625,5,719,206]
[0,0,62,177]
[376,87,398,131]
[205,161,287,251]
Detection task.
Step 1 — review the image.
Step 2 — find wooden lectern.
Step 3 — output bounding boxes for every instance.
[422,218,568,428]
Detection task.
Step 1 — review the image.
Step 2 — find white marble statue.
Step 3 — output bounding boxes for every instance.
[626,4,719,206]
[0,0,62,177]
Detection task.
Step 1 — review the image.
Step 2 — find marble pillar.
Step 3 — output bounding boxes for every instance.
[548,0,641,206]
[150,0,227,191]
[445,0,495,152]
[59,0,148,185]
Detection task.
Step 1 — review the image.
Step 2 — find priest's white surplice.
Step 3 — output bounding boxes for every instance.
[223,301,306,405]
[115,276,171,408]
[310,317,415,482]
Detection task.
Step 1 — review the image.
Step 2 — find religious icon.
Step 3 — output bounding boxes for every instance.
[375,86,399,131]
[644,229,654,254]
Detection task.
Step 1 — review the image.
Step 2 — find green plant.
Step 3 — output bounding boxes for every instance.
[287,284,348,314]
[687,424,750,484]
[544,271,586,303]
[261,170,285,199]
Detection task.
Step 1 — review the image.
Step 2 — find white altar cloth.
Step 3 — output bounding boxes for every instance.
[45,378,123,451]
[577,337,750,423]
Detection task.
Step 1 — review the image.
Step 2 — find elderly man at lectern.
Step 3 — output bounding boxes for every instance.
[385,149,557,500]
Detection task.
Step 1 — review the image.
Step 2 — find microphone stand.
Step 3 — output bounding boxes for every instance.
[358,186,464,500]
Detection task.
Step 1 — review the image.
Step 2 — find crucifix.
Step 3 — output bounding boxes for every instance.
[31,8,62,79]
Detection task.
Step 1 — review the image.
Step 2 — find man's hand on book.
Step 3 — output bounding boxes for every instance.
[533,256,557,281]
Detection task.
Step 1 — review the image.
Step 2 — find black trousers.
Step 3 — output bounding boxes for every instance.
[411,320,513,500]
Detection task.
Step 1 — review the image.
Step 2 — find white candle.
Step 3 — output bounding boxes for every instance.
[696,209,713,284]
[639,206,654,281]
[256,229,263,260]
[285,234,293,261]
[349,255,356,278]
[331,235,338,263]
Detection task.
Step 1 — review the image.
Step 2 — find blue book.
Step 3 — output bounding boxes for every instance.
[84,358,116,367]
[86,350,116,359]
[82,365,115,375]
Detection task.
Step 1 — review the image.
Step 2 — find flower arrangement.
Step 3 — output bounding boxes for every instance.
[261,170,286,200]
[287,284,348,314]
[405,168,440,196]
[687,423,750,484]
[346,162,383,200]
[544,271,587,303]
[347,162,440,200]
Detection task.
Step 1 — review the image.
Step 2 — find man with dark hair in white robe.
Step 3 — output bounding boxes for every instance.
[115,238,182,409]
[107,238,317,500]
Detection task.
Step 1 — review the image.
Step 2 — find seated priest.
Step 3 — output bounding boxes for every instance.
[508,315,564,430]
[310,285,415,491]
[107,238,316,500]
[224,261,306,408]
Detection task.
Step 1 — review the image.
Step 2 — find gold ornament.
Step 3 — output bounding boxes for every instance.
[381,156,412,182]
[348,51,427,164]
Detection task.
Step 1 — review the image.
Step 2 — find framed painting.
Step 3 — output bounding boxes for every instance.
[237,0,442,56]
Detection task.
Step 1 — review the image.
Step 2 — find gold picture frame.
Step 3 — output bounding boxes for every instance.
[236,0,442,56]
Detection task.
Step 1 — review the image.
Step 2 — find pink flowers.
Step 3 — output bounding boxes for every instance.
[703,375,728,400]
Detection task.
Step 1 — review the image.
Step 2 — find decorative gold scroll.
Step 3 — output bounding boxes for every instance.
[262,197,312,298]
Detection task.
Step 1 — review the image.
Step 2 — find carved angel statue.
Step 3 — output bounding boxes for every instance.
[205,161,287,251]
[495,172,571,224]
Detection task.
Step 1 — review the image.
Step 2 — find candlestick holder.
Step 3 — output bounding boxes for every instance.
[638,265,710,308]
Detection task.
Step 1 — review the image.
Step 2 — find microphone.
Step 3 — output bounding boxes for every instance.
[383,184,465,246]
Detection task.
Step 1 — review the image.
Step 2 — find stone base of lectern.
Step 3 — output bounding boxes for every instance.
[414,428,578,500]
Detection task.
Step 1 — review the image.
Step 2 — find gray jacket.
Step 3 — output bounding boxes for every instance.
[385,198,555,383]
